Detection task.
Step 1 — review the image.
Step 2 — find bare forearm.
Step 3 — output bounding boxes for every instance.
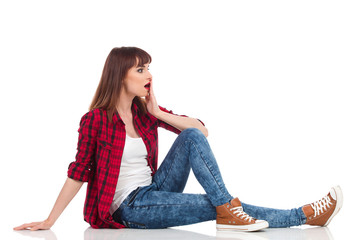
[46,177,84,225]
[155,111,208,137]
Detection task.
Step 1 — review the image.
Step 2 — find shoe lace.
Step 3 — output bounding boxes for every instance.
[311,195,333,217]
[230,206,255,222]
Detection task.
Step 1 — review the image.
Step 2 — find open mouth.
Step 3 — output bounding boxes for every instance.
[144,83,151,90]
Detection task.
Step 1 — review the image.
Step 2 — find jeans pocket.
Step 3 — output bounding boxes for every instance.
[126,187,141,206]
[125,221,148,229]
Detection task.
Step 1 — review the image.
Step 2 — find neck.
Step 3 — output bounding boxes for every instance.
[117,90,135,117]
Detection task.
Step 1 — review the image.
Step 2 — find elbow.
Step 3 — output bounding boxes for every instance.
[202,127,209,137]
[195,118,208,137]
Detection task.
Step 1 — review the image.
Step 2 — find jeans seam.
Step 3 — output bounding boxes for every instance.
[185,139,230,204]
[129,203,213,209]
[155,151,179,191]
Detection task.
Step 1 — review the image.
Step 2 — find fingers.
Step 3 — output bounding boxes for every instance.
[14,223,29,230]
[13,222,41,230]
[145,82,153,103]
[150,80,156,99]
[149,80,157,103]
[30,225,41,231]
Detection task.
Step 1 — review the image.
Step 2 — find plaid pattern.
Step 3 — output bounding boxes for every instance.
[67,103,205,228]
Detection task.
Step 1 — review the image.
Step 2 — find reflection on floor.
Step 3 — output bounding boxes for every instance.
[14,226,334,240]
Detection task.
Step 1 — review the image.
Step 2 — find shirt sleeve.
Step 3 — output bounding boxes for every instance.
[67,110,99,182]
[157,106,205,135]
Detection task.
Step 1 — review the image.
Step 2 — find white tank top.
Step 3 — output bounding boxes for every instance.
[109,134,153,215]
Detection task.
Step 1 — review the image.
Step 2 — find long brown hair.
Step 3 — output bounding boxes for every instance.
[89,47,152,124]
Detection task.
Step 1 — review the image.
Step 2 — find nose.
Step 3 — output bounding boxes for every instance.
[147,71,152,80]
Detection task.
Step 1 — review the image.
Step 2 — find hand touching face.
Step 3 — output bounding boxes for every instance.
[145,71,161,117]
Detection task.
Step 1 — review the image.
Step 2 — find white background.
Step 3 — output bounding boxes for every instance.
[1,0,359,239]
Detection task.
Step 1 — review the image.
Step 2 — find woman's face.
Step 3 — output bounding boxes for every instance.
[122,61,152,98]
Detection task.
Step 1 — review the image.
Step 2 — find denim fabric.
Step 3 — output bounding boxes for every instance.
[241,203,307,228]
[112,128,307,229]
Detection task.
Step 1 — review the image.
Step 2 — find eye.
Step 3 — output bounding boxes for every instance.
[137,68,144,73]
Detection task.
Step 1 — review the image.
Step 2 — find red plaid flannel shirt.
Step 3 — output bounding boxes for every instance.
[67,103,205,228]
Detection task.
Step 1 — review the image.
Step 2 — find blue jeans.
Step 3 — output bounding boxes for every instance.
[112,128,307,229]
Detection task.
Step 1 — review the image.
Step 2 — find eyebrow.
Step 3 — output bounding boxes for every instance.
[136,63,149,68]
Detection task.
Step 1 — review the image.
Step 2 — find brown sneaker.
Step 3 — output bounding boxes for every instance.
[216,197,269,232]
[302,185,343,226]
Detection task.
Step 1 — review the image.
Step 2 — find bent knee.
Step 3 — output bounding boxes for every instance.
[180,128,204,139]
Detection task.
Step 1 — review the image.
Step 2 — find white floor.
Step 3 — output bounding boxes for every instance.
[6,212,355,240]
[7,227,339,240]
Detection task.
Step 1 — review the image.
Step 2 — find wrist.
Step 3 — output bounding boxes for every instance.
[153,108,164,119]
[45,217,55,226]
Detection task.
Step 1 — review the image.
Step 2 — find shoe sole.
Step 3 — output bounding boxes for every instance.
[216,221,269,232]
[324,185,343,227]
